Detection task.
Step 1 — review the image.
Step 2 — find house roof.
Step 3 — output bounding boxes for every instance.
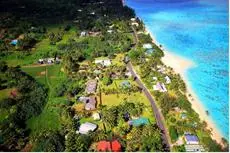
[185,134,199,142]
[97,140,121,152]
[79,122,97,134]
[86,80,97,94]
[10,39,18,45]
[143,43,153,49]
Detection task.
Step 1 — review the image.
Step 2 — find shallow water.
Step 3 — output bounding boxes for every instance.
[126,0,229,139]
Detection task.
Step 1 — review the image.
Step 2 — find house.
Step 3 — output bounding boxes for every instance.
[85,98,96,110]
[97,140,121,152]
[95,59,111,67]
[153,82,167,92]
[94,69,101,74]
[152,77,158,81]
[86,80,97,94]
[78,122,97,134]
[47,58,55,64]
[185,134,199,145]
[131,22,139,27]
[165,76,171,84]
[130,18,136,21]
[80,31,87,37]
[185,144,205,152]
[10,39,18,45]
[38,59,44,64]
[77,9,82,12]
[90,12,95,15]
[145,48,155,55]
[181,113,187,119]
[92,112,100,120]
[128,117,149,127]
[107,30,113,33]
[120,81,131,88]
[79,96,96,110]
[143,43,153,49]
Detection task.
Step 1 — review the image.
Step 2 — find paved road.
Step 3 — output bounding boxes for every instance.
[126,62,170,151]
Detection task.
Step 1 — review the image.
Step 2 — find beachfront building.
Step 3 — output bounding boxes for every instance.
[185,134,199,145]
[130,18,136,21]
[85,80,97,94]
[165,76,171,84]
[143,43,153,49]
[131,22,139,27]
[78,122,97,134]
[153,82,167,92]
[95,59,111,67]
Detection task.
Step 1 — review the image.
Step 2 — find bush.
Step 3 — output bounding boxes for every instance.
[169,126,178,142]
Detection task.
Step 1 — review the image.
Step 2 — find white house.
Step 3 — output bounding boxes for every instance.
[131,22,139,27]
[78,122,97,134]
[130,18,136,21]
[153,82,167,92]
[143,43,153,49]
[80,31,87,37]
[95,59,111,67]
[92,113,100,120]
[165,76,171,84]
[107,30,113,33]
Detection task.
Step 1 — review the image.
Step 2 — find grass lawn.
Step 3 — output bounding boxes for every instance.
[112,53,125,66]
[24,64,70,137]
[0,88,12,100]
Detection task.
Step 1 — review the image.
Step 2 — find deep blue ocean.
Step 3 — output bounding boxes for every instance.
[126,0,229,139]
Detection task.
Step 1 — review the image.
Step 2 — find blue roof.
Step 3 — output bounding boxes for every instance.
[185,134,199,142]
[121,81,131,87]
[10,39,18,45]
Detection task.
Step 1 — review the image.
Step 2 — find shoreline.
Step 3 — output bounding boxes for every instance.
[144,28,224,145]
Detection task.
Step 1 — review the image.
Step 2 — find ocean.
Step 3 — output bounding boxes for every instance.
[126,0,229,139]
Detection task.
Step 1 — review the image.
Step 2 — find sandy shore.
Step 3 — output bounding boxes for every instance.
[145,28,224,146]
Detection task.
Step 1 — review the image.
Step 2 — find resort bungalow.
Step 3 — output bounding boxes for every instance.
[153,82,167,92]
[95,59,111,67]
[97,140,121,152]
[78,122,97,134]
[143,43,153,49]
[128,117,149,127]
[85,80,97,94]
[125,71,132,78]
[10,39,18,45]
[165,76,171,84]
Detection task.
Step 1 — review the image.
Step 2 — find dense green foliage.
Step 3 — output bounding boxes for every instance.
[0,62,48,151]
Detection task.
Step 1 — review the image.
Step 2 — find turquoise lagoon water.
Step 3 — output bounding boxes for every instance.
[126,0,229,139]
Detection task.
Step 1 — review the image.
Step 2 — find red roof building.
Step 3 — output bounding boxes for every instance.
[97,140,121,152]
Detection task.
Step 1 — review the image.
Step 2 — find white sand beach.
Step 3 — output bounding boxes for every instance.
[145,28,224,146]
